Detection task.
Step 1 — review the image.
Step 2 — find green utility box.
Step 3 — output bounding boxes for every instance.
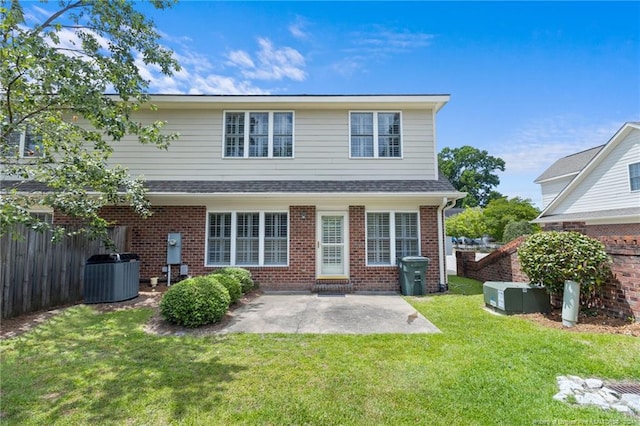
[483,282,551,315]
[398,256,430,296]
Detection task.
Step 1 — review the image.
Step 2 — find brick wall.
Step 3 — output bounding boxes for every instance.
[420,206,442,293]
[456,227,640,321]
[455,236,529,284]
[57,203,445,293]
[598,235,640,320]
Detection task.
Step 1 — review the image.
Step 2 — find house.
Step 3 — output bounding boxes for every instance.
[531,122,640,320]
[533,122,640,236]
[25,94,464,293]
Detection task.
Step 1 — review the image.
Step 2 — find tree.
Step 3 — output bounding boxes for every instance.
[1,0,180,242]
[502,220,536,243]
[445,207,487,239]
[439,146,505,207]
[482,197,540,242]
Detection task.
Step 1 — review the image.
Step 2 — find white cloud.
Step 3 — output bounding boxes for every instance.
[226,38,307,82]
[495,116,621,176]
[289,16,310,39]
[227,50,255,69]
[349,26,435,55]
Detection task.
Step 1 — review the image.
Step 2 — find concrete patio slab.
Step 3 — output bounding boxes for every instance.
[219,294,441,334]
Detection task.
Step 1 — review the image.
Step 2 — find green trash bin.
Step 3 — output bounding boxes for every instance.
[397,256,430,295]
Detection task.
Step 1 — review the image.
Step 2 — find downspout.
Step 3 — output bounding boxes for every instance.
[437,197,457,291]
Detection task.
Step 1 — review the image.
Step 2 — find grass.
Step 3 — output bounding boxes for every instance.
[1,277,639,425]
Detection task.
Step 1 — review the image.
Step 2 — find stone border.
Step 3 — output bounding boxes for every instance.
[554,375,640,417]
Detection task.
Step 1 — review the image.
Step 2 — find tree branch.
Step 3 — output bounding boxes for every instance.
[32,0,86,35]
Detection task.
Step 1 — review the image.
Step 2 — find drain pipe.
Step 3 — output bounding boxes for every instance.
[437,197,457,291]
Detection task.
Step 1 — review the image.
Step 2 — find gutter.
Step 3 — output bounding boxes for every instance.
[437,197,458,291]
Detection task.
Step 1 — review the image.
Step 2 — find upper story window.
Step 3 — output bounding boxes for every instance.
[350,112,401,158]
[629,162,640,191]
[4,128,44,158]
[224,111,293,158]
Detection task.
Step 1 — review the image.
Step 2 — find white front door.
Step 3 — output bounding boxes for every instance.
[317,212,349,278]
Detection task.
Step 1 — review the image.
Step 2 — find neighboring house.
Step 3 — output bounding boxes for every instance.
[9,95,464,293]
[533,122,640,236]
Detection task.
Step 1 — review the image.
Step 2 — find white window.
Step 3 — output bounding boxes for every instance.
[350,112,401,158]
[207,212,288,266]
[367,212,419,265]
[224,111,293,158]
[4,129,44,158]
[629,162,640,191]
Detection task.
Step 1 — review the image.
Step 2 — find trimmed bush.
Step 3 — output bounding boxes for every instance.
[159,276,230,327]
[517,231,611,306]
[216,267,254,293]
[212,273,242,303]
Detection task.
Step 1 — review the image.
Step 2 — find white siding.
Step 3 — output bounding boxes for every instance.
[540,176,573,208]
[107,108,437,180]
[550,129,640,214]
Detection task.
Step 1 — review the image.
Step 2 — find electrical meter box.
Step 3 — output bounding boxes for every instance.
[483,282,550,315]
[167,233,182,264]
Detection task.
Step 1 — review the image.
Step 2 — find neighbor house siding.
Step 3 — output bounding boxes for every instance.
[108,108,437,181]
[551,129,640,214]
[540,176,573,208]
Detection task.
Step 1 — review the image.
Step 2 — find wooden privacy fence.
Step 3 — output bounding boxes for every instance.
[1,226,127,319]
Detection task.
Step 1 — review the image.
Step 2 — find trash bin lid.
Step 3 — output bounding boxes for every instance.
[401,256,430,263]
[87,253,139,264]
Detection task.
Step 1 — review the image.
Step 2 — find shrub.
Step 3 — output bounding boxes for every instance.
[216,267,255,293]
[159,276,230,327]
[517,231,611,305]
[212,273,242,303]
[502,220,536,243]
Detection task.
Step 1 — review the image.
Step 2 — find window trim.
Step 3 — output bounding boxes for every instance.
[222,110,295,159]
[629,162,640,192]
[6,128,44,158]
[365,210,420,266]
[349,111,403,159]
[205,210,290,267]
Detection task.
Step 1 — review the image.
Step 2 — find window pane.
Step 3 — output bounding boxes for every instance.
[249,113,269,157]
[225,113,245,157]
[273,112,293,157]
[351,113,374,157]
[23,132,43,157]
[378,113,401,157]
[367,213,390,264]
[208,213,231,265]
[630,163,640,191]
[395,213,419,259]
[236,213,259,265]
[3,132,22,156]
[264,213,288,265]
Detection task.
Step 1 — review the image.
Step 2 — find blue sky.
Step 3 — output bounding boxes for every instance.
[29,1,640,207]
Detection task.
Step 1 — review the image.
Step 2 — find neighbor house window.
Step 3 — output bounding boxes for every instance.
[224,111,293,158]
[207,212,288,266]
[350,112,401,158]
[630,162,640,191]
[367,212,419,265]
[4,128,44,158]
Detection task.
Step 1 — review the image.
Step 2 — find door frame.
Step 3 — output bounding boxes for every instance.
[316,211,349,279]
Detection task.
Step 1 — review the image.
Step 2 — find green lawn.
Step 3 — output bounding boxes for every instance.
[1,278,639,425]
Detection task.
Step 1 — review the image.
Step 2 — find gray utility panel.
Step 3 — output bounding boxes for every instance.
[167,232,182,264]
[84,253,140,303]
[483,281,551,315]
